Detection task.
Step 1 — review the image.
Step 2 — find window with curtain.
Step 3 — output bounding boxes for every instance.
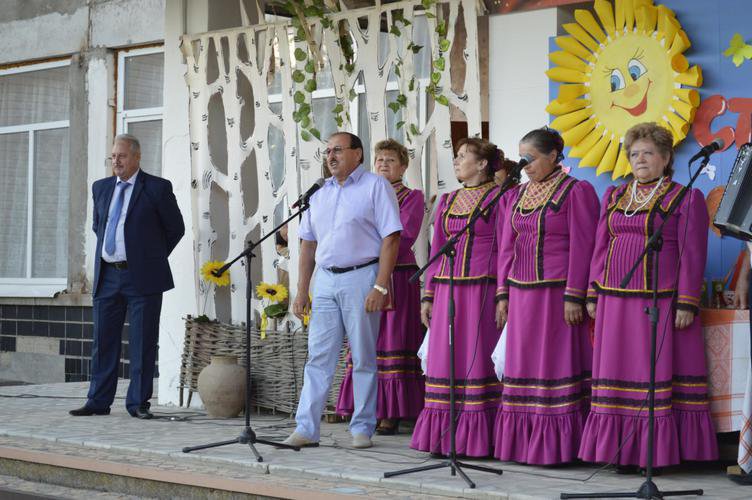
[118,48,164,176]
[0,62,70,287]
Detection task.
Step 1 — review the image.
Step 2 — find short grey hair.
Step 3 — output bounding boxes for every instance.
[114,134,141,154]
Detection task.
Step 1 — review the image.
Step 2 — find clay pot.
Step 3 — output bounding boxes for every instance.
[197,355,246,418]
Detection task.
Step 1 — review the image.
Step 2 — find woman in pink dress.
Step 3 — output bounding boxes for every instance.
[411,138,519,457]
[578,123,718,471]
[336,139,425,434]
[493,127,599,465]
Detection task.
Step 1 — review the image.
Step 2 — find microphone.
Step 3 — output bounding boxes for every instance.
[690,138,725,163]
[292,178,325,208]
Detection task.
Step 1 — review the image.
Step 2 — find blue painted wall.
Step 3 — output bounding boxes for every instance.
[547,0,750,283]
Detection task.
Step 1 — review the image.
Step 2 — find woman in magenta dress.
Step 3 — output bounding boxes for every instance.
[578,123,718,470]
[411,138,518,457]
[336,139,425,434]
[493,127,599,465]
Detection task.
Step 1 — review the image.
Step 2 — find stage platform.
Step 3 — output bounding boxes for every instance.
[0,381,748,499]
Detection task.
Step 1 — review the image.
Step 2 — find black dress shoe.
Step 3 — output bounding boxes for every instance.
[133,407,153,419]
[69,405,110,416]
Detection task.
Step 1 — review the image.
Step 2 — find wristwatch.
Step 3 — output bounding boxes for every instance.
[373,284,388,295]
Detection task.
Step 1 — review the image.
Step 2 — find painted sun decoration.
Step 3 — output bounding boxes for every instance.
[546,0,703,179]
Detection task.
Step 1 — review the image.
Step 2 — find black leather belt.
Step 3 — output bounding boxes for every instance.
[105,260,128,270]
[327,258,378,274]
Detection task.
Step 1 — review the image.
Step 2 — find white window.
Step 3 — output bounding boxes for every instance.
[0,60,71,297]
[116,47,164,176]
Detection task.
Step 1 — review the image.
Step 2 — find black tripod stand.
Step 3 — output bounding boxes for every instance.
[182,206,309,461]
[561,157,712,500]
[384,177,517,488]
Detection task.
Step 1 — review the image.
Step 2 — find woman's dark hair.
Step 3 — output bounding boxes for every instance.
[456,137,505,180]
[624,122,675,177]
[520,126,565,163]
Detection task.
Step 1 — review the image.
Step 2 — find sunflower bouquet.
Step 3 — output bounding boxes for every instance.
[256,282,289,339]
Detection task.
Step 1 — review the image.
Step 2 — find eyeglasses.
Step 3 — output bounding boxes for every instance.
[323,146,355,156]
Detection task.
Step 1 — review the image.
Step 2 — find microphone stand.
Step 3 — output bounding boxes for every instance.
[561,156,711,499]
[182,203,311,460]
[384,172,519,488]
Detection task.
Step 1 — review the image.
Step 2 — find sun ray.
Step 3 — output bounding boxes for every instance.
[594,0,616,38]
[580,133,612,168]
[570,124,606,158]
[562,118,597,149]
[550,108,594,131]
[563,23,601,53]
[549,51,589,72]
[547,0,702,178]
[575,10,608,44]
[546,98,590,115]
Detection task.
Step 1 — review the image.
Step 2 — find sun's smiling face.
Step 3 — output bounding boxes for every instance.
[546,0,703,179]
[591,34,672,130]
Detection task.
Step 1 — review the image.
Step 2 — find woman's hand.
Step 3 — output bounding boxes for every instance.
[496,300,509,329]
[586,302,597,320]
[675,309,695,330]
[564,302,584,326]
[420,302,433,329]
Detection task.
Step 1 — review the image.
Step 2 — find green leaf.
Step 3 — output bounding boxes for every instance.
[349,88,357,100]
[406,131,411,143]
[300,116,311,128]
[301,130,312,141]
[294,91,306,104]
[434,57,445,71]
[345,63,355,74]
[292,112,302,123]
[296,27,306,41]
[411,44,423,54]
[425,12,435,19]
[431,71,441,84]
[396,94,407,106]
[332,103,344,114]
[439,38,450,52]
[303,6,318,17]
[388,102,401,113]
[436,94,449,106]
[305,60,315,73]
[299,103,311,115]
[410,123,419,136]
[396,120,405,129]
[292,70,305,83]
[421,0,435,10]
[408,77,415,91]
[394,65,401,77]
[335,116,344,127]
[310,128,321,140]
[294,48,307,61]
[264,303,288,318]
[390,25,401,37]
[304,79,317,92]
[436,21,447,37]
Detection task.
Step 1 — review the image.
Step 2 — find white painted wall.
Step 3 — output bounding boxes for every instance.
[488,9,558,161]
[157,0,204,407]
[90,0,165,48]
[0,7,88,65]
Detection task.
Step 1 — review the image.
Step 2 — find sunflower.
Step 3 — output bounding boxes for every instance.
[200,260,230,287]
[546,0,703,179]
[256,282,289,303]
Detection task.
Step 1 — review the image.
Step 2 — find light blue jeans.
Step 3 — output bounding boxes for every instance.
[295,264,381,440]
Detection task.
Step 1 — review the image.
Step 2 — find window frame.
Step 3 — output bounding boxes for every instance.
[0,59,71,297]
[116,46,164,174]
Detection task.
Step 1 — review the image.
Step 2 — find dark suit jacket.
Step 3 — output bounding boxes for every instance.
[92,170,185,296]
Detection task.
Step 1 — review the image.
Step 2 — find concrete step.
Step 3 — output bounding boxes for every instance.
[0,436,438,500]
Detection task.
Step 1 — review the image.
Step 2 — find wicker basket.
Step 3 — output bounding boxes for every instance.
[180,316,347,415]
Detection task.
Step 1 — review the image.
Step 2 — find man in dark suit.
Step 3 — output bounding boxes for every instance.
[70,134,184,419]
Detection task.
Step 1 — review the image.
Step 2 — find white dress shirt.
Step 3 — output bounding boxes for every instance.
[101,170,139,263]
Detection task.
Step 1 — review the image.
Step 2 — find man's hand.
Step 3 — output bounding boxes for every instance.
[420,302,433,329]
[496,300,508,329]
[293,292,311,320]
[586,302,597,320]
[564,302,584,326]
[365,288,389,313]
[675,309,695,330]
